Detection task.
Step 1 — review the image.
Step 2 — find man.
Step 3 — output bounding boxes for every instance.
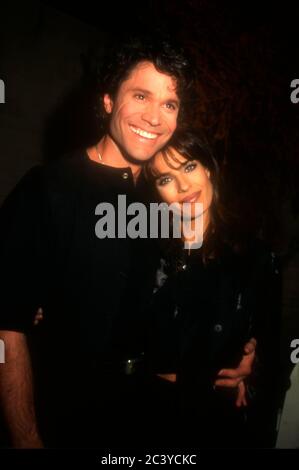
[0,34,255,448]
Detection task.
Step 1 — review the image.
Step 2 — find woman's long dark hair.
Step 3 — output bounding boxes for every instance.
[144,129,244,269]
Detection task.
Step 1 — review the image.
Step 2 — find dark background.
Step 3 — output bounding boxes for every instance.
[0,0,299,446]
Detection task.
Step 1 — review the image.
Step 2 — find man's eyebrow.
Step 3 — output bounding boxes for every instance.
[130,88,152,95]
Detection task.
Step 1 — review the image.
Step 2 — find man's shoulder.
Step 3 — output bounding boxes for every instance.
[42,148,89,188]
[38,148,106,205]
[4,149,88,195]
[1,150,93,217]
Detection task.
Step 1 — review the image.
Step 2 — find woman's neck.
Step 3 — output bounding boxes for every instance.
[181,212,210,249]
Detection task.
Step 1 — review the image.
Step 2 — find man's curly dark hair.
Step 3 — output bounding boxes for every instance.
[90,33,197,131]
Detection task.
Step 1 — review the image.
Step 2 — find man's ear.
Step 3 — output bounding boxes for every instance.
[103,94,113,114]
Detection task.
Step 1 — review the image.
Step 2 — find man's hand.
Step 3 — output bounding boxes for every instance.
[214,338,257,407]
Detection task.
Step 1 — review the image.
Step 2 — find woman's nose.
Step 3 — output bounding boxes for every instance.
[177,175,190,193]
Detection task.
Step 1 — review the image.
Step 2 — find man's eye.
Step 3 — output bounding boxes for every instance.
[185,162,197,173]
[157,176,172,186]
[164,102,177,111]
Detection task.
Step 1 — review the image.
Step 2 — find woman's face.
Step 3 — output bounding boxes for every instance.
[151,147,213,221]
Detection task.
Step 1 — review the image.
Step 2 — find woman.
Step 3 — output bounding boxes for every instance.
[144,130,281,448]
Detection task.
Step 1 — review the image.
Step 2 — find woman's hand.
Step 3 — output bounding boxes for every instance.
[214,338,257,407]
[156,373,177,382]
[235,380,247,407]
[33,307,44,326]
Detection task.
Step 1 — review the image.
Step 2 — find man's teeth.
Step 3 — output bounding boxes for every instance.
[130,126,157,139]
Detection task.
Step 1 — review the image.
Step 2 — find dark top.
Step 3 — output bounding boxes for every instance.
[149,241,281,447]
[0,150,159,445]
[0,149,157,351]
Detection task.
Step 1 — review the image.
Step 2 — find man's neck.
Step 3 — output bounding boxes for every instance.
[87,135,142,182]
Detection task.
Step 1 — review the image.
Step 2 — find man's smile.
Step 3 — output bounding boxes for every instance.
[129,125,159,140]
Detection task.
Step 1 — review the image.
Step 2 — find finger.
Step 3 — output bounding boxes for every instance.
[236,381,247,407]
[240,382,247,406]
[214,377,243,388]
[217,368,245,379]
[244,338,257,355]
[34,307,44,325]
[157,373,177,383]
[218,359,253,379]
[238,351,255,376]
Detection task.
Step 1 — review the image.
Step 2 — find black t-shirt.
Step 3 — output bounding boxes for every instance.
[0,150,158,390]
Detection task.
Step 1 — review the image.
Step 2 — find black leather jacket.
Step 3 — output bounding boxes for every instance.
[149,240,281,447]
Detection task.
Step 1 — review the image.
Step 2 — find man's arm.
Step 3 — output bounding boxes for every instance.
[0,330,43,448]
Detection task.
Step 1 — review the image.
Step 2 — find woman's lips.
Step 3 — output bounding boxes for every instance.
[181,191,201,203]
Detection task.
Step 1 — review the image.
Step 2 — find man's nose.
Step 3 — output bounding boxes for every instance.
[141,103,161,126]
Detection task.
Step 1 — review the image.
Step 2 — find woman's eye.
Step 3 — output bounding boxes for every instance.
[135,94,145,101]
[185,162,197,173]
[157,176,172,186]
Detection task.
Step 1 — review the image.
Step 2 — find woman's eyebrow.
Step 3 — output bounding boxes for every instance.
[154,159,190,179]
[156,171,171,178]
[156,162,187,178]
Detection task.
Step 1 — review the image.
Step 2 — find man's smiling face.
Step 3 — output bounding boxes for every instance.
[104,61,180,162]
